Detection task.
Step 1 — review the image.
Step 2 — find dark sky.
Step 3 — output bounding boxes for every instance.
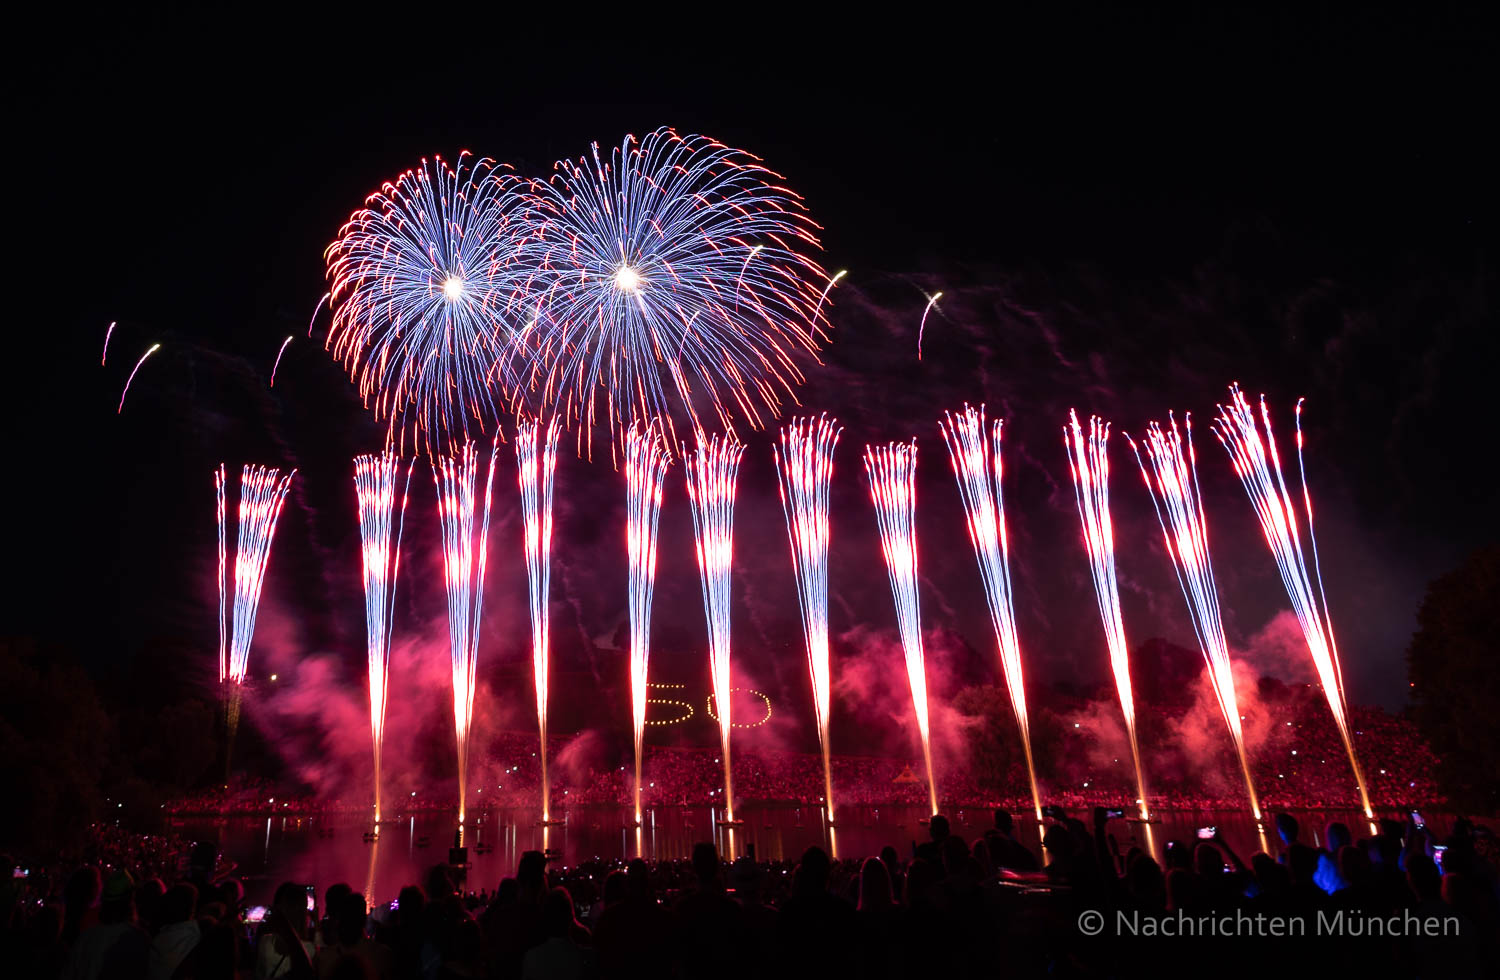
[8,10,1496,740]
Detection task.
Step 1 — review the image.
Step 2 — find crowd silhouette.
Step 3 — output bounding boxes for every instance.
[4,807,1495,978]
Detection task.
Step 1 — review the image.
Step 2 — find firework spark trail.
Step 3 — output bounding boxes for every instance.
[354,452,412,825]
[1212,385,1374,818]
[503,128,834,453]
[215,464,296,756]
[1064,411,1152,820]
[811,270,847,337]
[1128,415,1262,821]
[432,438,500,824]
[916,291,942,360]
[683,430,746,821]
[625,422,671,823]
[325,153,531,455]
[307,292,329,338]
[864,440,939,815]
[270,336,294,387]
[774,416,842,822]
[102,321,116,365]
[939,405,1044,821]
[516,417,562,821]
[117,343,161,413]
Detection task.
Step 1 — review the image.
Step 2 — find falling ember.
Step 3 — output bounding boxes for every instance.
[432,438,500,825]
[117,343,161,413]
[811,270,847,338]
[864,439,939,816]
[306,292,329,339]
[625,422,671,824]
[102,321,116,366]
[916,291,942,360]
[775,415,842,822]
[1213,385,1374,819]
[270,336,294,387]
[354,452,412,825]
[1128,414,1262,821]
[215,464,296,768]
[516,417,562,822]
[683,430,746,822]
[939,405,1044,822]
[1064,411,1151,821]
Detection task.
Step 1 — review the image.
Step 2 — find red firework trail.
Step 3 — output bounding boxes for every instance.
[117,344,161,414]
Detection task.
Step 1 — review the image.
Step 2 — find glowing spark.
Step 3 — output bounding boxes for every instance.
[683,430,745,821]
[1128,414,1262,821]
[1064,411,1151,820]
[325,153,531,455]
[117,343,161,414]
[306,292,329,338]
[354,452,412,825]
[864,439,938,815]
[516,416,562,821]
[916,291,942,360]
[1212,384,1373,818]
[502,128,830,451]
[270,336,293,387]
[432,437,500,824]
[811,270,847,336]
[624,421,671,823]
[939,405,1043,821]
[102,321,116,366]
[775,415,842,822]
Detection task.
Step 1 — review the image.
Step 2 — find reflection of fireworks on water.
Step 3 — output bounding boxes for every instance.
[775,415,841,821]
[325,153,528,454]
[939,405,1044,821]
[432,439,499,824]
[354,452,411,824]
[215,463,296,755]
[864,439,938,816]
[624,422,670,823]
[1064,411,1152,820]
[515,417,561,820]
[504,128,833,451]
[683,430,745,820]
[1129,415,1262,821]
[1213,385,1374,819]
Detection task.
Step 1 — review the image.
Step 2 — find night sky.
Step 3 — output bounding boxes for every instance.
[10,12,1496,761]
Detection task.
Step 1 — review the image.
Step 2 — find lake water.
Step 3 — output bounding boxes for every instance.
[170,805,1426,908]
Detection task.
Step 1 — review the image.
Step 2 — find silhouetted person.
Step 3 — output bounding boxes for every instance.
[64,869,150,980]
[985,809,1039,872]
[521,888,593,980]
[775,847,854,978]
[149,883,199,980]
[592,859,671,980]
[671,842,743,979]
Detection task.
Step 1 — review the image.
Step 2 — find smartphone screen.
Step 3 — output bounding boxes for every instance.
[305,886,316,912]
[1196,826,1216,840]
[245,906,268,923]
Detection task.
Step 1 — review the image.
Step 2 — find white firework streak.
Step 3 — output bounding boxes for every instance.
[625,422,671,822]
[1213,384,1373,818]
[216,463,296,686]
[516,416,562,820]
[939,405,1044,821]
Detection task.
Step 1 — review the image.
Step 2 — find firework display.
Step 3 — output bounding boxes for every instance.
[625,422,671,823]
[1213,385,1374,819]
[215,463,296,753]
[502,128,833,450]
[683,430,746,821]
[939,405,1044,821]
[432,439,500,824]
[354,452,412,825]
[775,416,842,821]
[1129,415,1262,821]
[516,416,562,821]
[864,439,939,815]
[117,343,161,413]
[270,336,293,387]
[1064,412,1152,820]
[325,153,529,454]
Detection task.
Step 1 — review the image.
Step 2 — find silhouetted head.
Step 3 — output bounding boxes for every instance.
[1163,840,1192,872]
[161,883,198,925]
[335,893,367,947]
[691,842,719,885]
[64,866,101,918]
[542,887,578,939]
[879,846,900,873]
[1041,825,1071,858]
[857,858,893,911]
[993,809,1014,836]
[929,814,951,842]
[425,865,456,902]
[626,859,653,902]
[972,838,993,877]
[324,882,352,918]
[1252,854,1290,898]
[797,846,831,891]
[1193,843,1225,877]
[1406,853,1442,902]
[272,881,307,938]
[516,852,547,900]
[1165,868,1200,910]
[396,885,426,924]
[1337,844,1370,887]
[905,858,939,907]
[1274,813,1299,845]
[99,870,136,925]
[1325,821,1352,853]
[728,857,761,899]
[601,870,627,907]
[1125,853,1164,905]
